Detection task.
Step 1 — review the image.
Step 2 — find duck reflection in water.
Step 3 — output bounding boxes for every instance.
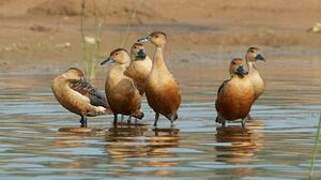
[49,133,102,170]
[215,120,264,176]
[105,125,180,176]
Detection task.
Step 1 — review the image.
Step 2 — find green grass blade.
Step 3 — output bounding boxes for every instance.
[309,113,321,179]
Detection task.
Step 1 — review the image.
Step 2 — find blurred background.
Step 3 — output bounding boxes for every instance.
[1,0,321,76]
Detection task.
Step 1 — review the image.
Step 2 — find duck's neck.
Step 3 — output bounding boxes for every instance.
[57,76,70,88]
[130,53,136,63]
[64,79,75,91]
[108,63,127,86]
[152,47,168,71]
[121,62,129,69]
[231,75,244,81]
[246,60,257,73]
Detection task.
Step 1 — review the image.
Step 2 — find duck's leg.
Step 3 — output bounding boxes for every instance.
[170,114,177,128]
[216,116,226,127]
[153,112,160,127]
[170,121,174,128]
[241,119,246,128]
[222,120,226,127]
[127,115,132,124]
[121,115,124,124]
[113,114,118,125]
[80,115,87,128]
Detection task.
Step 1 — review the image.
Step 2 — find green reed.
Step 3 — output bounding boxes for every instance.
[120,0,144,48]
[80,0,104,81]
[309,113,321,179]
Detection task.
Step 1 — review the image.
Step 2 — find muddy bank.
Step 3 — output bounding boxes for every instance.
[0,0,321,73]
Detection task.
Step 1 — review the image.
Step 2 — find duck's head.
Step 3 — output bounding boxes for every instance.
[137,31,167,47]
[131,42,146,61]
[63,67,84,81]
[245,47,265,62]
[229,58,248,78]
[101,48,130,65]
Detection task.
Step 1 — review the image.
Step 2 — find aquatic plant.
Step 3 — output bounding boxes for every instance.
[80,0,143,80]
[309,113,321,179]
[120,0,144,48]
[80,0,104,81]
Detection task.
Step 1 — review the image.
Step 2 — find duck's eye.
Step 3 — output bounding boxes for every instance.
[232,61,236,65]
[115,53,118,56]
[155,35,159,38]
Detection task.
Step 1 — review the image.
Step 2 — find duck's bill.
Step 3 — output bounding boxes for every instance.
[236,66,248,77]
[255,54,265,61]
[135,49,146,60]
[100,57,115,65]
[137,36,150,43]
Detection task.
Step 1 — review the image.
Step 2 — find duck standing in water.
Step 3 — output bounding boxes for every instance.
[138,32,181,127]
[52,67,110,128]
[215,58,255,127]
[124,42,152,95]
[244,47,265,120]
[245,47,265,100]
[101,48,144,125]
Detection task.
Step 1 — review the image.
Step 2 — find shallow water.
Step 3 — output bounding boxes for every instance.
[1,57,321,179]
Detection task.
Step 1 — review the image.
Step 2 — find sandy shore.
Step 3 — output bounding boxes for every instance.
[0,0,321,74]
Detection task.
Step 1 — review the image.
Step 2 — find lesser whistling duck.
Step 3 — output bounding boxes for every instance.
[124,42,152,95]
[52,67,110,127]
[215,58,255,127]
[101,48,144,124]
[138,32,181,127]
[245,47,265,100]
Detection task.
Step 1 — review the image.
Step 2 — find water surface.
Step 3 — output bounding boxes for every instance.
[0,57,321,179]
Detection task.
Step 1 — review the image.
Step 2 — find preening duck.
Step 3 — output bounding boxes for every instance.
[138,32,181,127]
[215,58,255,127]
[52,67,110,127]
[101,48,144,125]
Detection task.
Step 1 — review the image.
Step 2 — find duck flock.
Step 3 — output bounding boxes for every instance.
[52,31,265,129]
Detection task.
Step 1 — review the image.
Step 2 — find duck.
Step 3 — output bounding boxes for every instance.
[245,47,265,100]
[124,42,152,95]
[101,48,144,125]
[52,67,110,128]
[215,58,255,127]
[137,32,181,127]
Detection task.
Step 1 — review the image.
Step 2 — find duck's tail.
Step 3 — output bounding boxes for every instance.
[87,106,108,116]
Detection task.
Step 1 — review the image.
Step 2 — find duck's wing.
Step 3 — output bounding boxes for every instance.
[71,79,109,108]
[215,79,230,110]
[217,80,230,95]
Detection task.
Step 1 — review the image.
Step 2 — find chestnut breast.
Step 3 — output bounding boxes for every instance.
[125,57,152,94]
[145,69,181,117]
[216,77,255,121]
[105,65,141,115]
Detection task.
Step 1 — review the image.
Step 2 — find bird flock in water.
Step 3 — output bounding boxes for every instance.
[52,31,265,129]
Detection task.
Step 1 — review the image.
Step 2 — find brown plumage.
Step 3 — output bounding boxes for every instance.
[215,58,255,127]
[138,32,181,127]
[124,42,152,95]
[245,47,265,100]
[101,48,144,124]
[52,67,110,127]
